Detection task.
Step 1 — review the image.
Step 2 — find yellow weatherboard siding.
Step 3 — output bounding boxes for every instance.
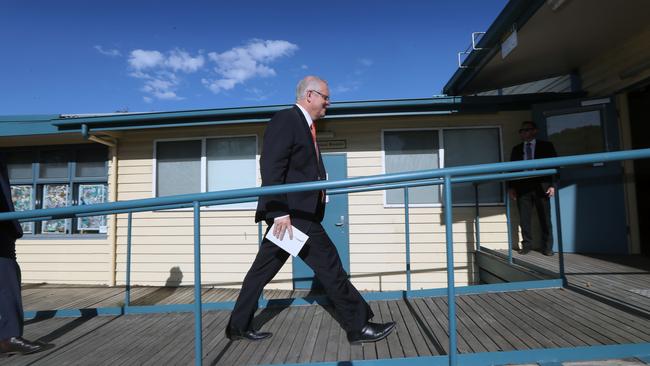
[14,111,530,290]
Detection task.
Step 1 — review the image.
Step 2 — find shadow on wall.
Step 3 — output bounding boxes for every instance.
[130,266,183,306]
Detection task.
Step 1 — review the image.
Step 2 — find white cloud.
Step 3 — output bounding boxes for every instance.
[128,49,204,100]
[166,49,204,72]
[301,64,309,70]
[203,39,298,94]
[129,49,164,70]
[95,45,121,57]
[126,41,297,101]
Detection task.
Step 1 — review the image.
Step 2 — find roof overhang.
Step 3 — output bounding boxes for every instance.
[49,94,582,135]
[444,0,650,95]
[1,93,583,138]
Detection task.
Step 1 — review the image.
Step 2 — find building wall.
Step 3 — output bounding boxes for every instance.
[3,136,114,285]
[111,111,528,291]
[10,110,530,290]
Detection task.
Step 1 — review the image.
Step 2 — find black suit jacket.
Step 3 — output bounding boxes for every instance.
[255,106,327,232]
[0,153,23,259]
[508,139,557,194]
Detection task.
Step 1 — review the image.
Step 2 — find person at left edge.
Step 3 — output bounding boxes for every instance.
[0,152,53,356]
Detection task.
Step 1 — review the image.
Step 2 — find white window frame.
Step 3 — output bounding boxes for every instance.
[152,134,259,211]
[381,125,504,208]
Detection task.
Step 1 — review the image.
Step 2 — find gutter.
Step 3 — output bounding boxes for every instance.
[442,0,546,95]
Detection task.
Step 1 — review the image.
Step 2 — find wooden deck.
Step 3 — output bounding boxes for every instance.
[502,252,650,315]
[5,254,650,365]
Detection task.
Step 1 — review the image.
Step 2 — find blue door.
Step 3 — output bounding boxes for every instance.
[292,153,350,289]
[533,97,628,254]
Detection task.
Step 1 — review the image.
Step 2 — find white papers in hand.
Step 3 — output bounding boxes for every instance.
[266,223,309,257]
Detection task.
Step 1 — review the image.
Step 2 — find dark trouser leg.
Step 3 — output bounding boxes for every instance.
[299,223,372,333]
[517,191,534,250]
[0,257,23,340]
[535,194,553,252]
[228,239,290,331]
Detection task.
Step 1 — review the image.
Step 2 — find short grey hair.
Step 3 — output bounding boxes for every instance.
[296,76,327,101]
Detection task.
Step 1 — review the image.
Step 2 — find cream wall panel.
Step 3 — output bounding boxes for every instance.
[106,113,522,288]
[16,238,109,284]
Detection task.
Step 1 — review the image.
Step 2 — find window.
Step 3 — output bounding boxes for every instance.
[546,110,604,157]
[384,130,440,205]
[443,128,502,204]
[155,136,257,209]
[7,146,109,236]
[383,127,502,206]
[156,140,202,197]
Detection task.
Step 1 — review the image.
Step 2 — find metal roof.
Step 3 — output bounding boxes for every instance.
[0,94,581,138]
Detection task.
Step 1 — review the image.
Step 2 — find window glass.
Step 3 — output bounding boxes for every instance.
[40,150,69,179]
[76,148,107,178]
[207,136,256,207]
[156,140,202,197]
[547,110,603,156]
[7,152,33,180]
[384,130,439,204]
[6,145,108,236]
[77,184,107,233]
[10,185,33,234]
[41,184,69,234]
[444,128,502,204]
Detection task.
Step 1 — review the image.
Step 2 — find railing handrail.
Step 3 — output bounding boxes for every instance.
[2,169,559,222]
[1,148,649,222]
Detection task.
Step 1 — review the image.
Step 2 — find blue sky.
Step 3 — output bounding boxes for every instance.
[1,0,507,115]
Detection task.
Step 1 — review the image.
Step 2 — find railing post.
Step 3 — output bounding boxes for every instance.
[553,175,566,283]
[193,201,203,366]
[474,183,481,252]
[403,188,411,293]
[125,212,132,307]
[444,175,458,366]
[506,186,514,264]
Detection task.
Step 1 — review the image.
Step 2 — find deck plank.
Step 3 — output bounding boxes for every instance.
[10,254,650,366]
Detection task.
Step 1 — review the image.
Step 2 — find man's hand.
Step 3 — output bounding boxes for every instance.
[273,215,293,240]
[508,188,517,201]
[546,187,555,198]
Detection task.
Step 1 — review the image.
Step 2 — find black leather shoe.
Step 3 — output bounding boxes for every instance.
[543,249,554,256]
[0,337,51,356]
[225,327,272,341]
[518,248,531,255]
[347,322,396,344]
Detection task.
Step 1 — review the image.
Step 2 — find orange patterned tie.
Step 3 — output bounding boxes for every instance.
[310,122,319,159]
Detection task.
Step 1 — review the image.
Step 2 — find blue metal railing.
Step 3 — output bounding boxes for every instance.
[2,148,650,366]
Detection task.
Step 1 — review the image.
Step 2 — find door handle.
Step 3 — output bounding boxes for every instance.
[335,215,345,227]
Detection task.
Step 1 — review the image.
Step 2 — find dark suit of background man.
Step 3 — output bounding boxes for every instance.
[508,121,558,256]
[0,153,51,356]
[226,76,395,344]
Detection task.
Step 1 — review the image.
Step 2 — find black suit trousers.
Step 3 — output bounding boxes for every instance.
[516,189,553,251]
[0,257,23,340]
[228,223,372,333]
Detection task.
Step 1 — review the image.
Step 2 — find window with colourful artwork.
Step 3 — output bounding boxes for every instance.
[6,145,109,236]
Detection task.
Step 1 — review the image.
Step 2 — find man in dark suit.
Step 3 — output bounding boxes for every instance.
[226,76,395,344]
[508,121,557,256]
[0,153,51,355]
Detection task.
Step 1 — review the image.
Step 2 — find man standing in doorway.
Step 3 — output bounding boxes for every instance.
[508,121,557,256]
[226,76,395,344]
